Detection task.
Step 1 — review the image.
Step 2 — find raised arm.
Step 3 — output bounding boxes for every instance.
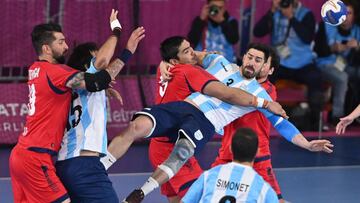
[94,9,120,69]
[66,12,145,91]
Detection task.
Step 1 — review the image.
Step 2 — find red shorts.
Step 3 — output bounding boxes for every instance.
[253,158,282,198]
[148,139,203,198]
[9,145,68,203]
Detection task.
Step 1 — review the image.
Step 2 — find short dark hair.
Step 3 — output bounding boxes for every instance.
[268,46,280,69]
[67,42,98,72]
[245,43,270,63]
[31,23,63,55]
[231,128,258,162]
[160,36,186,62]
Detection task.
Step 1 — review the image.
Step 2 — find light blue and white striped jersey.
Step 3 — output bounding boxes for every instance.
[187,54,300,141]
[182,162,278,203]
[58,58,108,160]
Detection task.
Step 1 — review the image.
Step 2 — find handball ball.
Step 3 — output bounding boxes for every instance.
[321,0,348,26]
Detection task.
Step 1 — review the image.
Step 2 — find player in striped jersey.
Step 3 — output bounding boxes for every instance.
[211,47,286,201]
[101,37,286,203]
[187,44,333,151]
[9,13,129,202]
[182,127,278,203]
[55,10,145,203]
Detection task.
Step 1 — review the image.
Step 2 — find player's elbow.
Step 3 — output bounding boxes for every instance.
[94,57,110,70]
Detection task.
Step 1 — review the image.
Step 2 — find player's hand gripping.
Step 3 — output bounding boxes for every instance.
[267,101,289,119]
[159,61,174,82]
[126,27,145,54]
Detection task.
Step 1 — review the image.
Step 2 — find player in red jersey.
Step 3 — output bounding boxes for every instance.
[9,21,124,203]
[211,47,285,202]
[148,62,216,202]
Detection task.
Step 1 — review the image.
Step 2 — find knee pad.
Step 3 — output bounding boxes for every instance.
[159,138,194,179]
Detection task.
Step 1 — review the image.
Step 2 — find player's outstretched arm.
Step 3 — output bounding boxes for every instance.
[203,81,287,117]
[291,134,334,153]
[336,104,360,134]
[94,9,120,69]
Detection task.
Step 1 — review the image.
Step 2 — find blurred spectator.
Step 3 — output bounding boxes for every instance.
[253,0,324,130]
[314,0,360,124]
[187,0,239,62]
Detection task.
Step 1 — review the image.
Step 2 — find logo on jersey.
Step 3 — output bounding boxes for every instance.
[194,130,203,140]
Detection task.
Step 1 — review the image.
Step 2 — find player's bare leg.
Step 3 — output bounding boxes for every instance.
[124,137,194,203]
[101,115,153,169]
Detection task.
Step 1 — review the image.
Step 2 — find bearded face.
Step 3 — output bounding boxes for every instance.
[241,48,266,79]
[241,64,259,79]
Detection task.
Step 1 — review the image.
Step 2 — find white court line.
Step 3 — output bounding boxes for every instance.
[274,165,360,171]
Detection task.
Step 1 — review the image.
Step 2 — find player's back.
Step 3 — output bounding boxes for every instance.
[18,61,78,153]
[58,59,107,160]
[187,162,278,203]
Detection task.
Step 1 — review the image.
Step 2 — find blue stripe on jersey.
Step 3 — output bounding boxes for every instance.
[265,187,279,203]
[205,165,222,202]
[102,105,107,154]
[225,164,245,198]
[79,90,92,149]
[65,128,77,159]
[246,173,265,201]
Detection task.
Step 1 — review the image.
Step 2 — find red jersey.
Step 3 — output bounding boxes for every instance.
[215,80,277,160]
[17,61,78,153]
[155,64,217,104]
[153,64,217,143]
[150,64,217,196]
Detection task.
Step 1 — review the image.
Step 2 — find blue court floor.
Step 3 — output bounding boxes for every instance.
[1,135,360,202]
[1,165,359,203]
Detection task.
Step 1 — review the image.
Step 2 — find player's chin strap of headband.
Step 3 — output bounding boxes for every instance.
[158,135,195,180]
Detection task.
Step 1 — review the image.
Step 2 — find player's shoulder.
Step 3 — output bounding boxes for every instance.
[174,64,200,70]
[33,61,77,73]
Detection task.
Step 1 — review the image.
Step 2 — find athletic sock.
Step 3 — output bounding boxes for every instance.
[140,177,159,196]
[100,152,117,170]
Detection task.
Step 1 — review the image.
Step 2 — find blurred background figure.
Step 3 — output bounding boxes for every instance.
[187,0,239,62]
[314,0,360,125]
[253,0,325,130]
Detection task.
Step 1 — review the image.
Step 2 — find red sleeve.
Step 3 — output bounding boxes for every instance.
[46,64,79,91]
[181,65,218,93]
[262,80,277,101]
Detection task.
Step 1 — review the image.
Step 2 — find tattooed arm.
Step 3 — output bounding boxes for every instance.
[66,72,86,89]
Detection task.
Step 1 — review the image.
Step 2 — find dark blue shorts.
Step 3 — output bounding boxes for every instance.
[55,156,118,203]
[134,101,215,154]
